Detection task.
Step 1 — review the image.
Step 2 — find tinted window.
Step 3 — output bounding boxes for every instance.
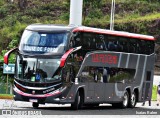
[139,40,146,54]
[81,33,105,50]
[146,41,155,54]
[118,37,129,52]
[105,35,118,51]
[128,39,138,53]
[72,32,154,55]
[80,66,135,83]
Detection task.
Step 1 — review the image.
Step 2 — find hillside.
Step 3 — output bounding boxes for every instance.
[0,0,160,60]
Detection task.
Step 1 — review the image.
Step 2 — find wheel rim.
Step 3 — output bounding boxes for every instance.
[131,93,136,106]
[78,95,80,106]
[123,92,128,107]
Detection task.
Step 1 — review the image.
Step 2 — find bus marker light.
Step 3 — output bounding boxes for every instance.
[32,91,35,95]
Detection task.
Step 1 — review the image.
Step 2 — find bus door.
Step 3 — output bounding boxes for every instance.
[142,71,152,101]
[80,67,105,103]
[94,67,106,102]
[104,67,123,102]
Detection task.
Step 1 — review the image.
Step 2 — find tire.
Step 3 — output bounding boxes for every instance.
[128,91,137,108]
[32,103,39,108]
[71,91,84,110]
[120,90,129,108]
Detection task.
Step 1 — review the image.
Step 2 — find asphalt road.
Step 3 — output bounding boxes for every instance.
[0,99,160,116]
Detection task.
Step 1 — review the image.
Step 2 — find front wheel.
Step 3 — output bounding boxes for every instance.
[71,91,84,110]
[128,91,137,108]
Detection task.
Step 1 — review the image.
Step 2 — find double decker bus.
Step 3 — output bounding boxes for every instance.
[4,24,155,110]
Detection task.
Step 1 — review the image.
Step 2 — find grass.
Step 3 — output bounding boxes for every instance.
[0,94,13,99]
[152,85,157,101]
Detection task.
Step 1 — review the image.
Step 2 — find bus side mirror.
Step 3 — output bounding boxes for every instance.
[4,47,18,65]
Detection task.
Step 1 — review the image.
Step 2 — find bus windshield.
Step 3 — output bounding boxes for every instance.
[16,55,62,83]
[19,30,68,54]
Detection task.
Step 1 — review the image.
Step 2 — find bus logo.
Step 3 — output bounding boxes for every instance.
[92,54,118,64]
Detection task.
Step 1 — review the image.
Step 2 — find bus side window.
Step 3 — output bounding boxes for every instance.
[96,34,106,50]
[150,41,155,54]
[128,39,136,53]
[91,38,96,50]
[146,41,154,54]
[82,33,92,49]
[139,40,146,54]
[121,40,128,52]
[70,32,82,48]
[106,36,119,51]
[108,41,116,51]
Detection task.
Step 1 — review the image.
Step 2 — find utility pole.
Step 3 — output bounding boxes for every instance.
[69,0,83,26]
[110,0,115,30]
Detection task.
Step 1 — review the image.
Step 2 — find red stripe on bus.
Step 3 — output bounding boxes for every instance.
[72,27,155,41]
[60,48,74,67]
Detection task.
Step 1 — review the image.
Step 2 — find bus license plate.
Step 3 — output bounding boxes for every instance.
[29,99,38,103]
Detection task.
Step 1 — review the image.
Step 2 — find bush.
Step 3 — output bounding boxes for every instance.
[152,85,157,101]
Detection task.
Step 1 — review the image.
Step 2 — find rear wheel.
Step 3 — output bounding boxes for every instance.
[128,91,137,108]
[121,91,129,108]
[32,103,39,108]
[71,91,84,110]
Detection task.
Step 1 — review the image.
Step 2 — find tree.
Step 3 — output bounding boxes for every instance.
[18,0,27,11]
[83,0,102,22]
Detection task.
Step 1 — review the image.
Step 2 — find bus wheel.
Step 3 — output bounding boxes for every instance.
[71,91,84,110]
[128,91,137,108]
[32,103,39,108]
[121,91,129,108]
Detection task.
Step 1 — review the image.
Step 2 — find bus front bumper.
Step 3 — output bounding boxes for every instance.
[13,87,74,104]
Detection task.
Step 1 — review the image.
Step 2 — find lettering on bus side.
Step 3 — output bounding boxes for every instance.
[92,54,118,64]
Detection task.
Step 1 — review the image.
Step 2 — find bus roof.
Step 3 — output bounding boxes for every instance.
[25,24,74,32]
[72,26,155,41]
[25,24,155,41]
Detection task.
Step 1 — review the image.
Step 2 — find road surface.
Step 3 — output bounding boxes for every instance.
[0,99,160,116]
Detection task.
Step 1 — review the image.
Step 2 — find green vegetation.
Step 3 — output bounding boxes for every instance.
[152,85,157,101]
[0,94,13,99]
[0,0,160,56]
